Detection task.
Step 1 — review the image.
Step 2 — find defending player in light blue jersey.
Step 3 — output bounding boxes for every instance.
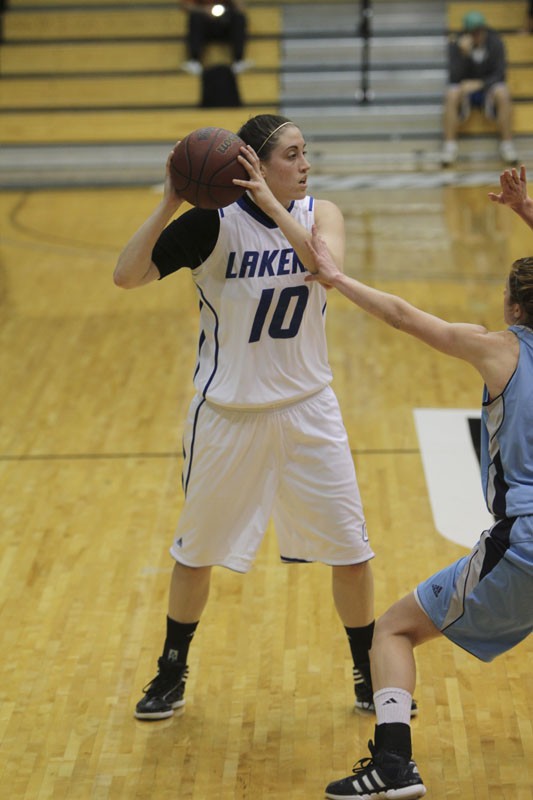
[114,115,379,723]
[306,166,533,799]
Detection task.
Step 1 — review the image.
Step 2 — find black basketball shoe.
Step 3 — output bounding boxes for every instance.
[353,662,374,713]
[325,741,426,799]
[134,658,189,720]
[353,664,418,717]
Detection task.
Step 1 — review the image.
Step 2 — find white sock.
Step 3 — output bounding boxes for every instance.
[374,688,413,725]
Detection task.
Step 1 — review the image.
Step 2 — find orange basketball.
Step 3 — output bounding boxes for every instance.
[170,127,248,209]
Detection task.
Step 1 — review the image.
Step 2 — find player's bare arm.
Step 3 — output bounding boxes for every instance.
[313,199,345,273]
[306,226,519,397]
[114,150,184,289]
[489,165,533,230]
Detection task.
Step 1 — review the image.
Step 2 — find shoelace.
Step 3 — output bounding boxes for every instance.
[142,662,189,695]
[352,755,375,775]
[351,739,377,774]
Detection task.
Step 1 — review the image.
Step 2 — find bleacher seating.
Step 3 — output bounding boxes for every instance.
[281,1,533,168]
[0,0,532,186]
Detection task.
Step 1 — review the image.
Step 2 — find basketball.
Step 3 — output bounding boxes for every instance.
[169,127,248,209]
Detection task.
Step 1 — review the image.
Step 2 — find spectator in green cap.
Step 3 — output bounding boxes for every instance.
[440,10,518,167]
[463,10,487,31]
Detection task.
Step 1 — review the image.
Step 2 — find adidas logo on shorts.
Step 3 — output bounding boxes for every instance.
[432,583,443,597]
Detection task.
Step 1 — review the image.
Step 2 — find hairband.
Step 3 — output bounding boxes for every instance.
[256,121,292,155]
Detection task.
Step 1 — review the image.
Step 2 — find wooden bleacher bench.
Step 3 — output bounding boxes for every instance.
[503,33,533,62]
[0,39,281,74]
[459,103,533,135]
[0,107,279,145]
[0,72,280,109]
[508,65,533,97]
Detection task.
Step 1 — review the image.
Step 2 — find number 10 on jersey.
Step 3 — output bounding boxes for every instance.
[248,286,309,343]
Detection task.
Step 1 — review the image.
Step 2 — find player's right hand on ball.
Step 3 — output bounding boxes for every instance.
[164,146,185,205]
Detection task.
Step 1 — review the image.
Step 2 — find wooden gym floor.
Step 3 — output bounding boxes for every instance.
[1,176,532,799]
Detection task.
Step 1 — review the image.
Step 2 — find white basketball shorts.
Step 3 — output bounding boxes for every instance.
[170,385,374,572]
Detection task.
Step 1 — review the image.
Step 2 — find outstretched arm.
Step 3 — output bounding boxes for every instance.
[304,226,513,394]
[488,165,533,230]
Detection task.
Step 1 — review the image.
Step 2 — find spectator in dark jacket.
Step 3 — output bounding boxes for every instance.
[441,10,517,167]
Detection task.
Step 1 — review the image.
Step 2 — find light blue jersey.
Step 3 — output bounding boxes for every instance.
[481,325,533,517]
[416,324,533,661]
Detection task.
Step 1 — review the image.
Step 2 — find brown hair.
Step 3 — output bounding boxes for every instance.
[509,257,533,328]
[237,114,297,161]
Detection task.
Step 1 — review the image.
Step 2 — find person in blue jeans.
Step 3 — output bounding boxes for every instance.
[305,166,533,799]
[441,10,517,167]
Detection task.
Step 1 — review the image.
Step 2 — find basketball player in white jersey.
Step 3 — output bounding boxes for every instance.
[114,115,381,721]
[306,167,533,799]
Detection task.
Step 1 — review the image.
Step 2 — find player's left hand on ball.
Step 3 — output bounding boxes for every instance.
[164,147,184,203]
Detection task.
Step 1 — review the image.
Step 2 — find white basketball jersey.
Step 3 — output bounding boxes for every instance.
[191,195,332,407]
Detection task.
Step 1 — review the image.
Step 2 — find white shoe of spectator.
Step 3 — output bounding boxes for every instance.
[232,59,254,74]
[500,140,518,165]
[440,141,458,167]
[181,60,202,76]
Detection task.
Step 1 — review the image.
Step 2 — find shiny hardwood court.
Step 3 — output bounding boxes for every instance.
[1,179,532,799]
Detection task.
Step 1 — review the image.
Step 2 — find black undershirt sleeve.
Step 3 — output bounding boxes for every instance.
[152,208,220,278]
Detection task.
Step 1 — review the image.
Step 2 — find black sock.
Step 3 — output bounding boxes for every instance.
[345,621,375,667]
[374,723,412,760]
[162,616,199,665]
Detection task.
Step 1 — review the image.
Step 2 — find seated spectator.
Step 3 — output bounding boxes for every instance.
[441,10,518,167]
[180,0,253,75]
